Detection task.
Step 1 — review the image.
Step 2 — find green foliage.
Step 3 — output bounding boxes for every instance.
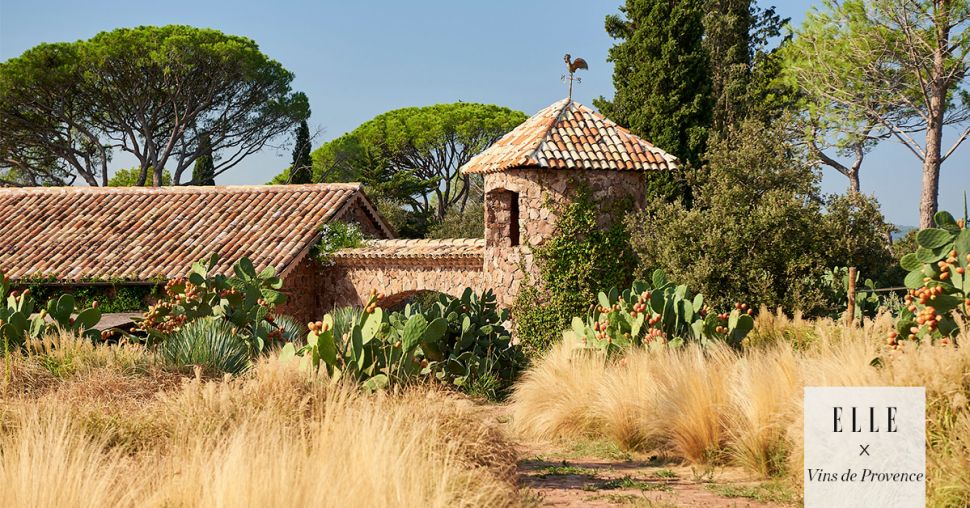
[513,186,637,357]
[191,134,215,185]
[0,25,308,186]
[108,168,172,187]
[565,269,754,355]
[704,1,791,135]
[427,201,484,239]
[595,0,712,168]
[818,267,888,320]
[161,318,252,375]
[271,315,307,347]
[289,120,313,184]
[314,221,365,264]
[137,254,287,353]
[21,284,156,314]
[627,115,896,316]
[893,211,970,345]
[0,274,103,353]
[279,103,525,237]
[282,288,522,398]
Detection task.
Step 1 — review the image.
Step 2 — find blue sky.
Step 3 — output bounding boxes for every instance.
[1,0,967,226]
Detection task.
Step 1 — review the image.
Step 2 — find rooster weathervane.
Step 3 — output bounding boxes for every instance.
[562,54,589,99]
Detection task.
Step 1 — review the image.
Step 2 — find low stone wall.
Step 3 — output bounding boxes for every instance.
[319,258,484,311]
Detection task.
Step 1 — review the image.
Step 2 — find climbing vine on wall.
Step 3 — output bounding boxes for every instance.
[513,185,637,357]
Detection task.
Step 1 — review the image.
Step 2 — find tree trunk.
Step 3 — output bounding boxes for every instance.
[846,266,857,326]
[919,153,941,229]
[920,1,948,229]
[848,170,860,195]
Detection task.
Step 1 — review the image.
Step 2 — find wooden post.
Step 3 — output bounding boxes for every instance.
[846,266,857,326]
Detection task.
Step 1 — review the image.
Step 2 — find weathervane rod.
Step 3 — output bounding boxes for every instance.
[563,53,589,99]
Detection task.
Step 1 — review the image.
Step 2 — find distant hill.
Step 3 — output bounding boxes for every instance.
[892,225,917,240]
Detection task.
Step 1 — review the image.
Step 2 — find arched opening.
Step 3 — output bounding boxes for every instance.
[485,188,520,247]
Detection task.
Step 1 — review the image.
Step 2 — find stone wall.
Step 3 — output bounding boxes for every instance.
[279,168,646,322]
[278,256,325,325]
[483,168,646,307]
[318,258,484,311]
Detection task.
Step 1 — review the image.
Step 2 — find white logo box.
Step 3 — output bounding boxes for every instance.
[804,387,925,508]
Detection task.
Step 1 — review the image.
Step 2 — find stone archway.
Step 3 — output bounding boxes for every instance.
[314,239,485,314]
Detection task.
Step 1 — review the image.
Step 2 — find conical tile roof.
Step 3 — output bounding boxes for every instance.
[461,99,679,174]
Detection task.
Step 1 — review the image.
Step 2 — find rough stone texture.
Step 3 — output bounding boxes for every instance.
[319,258,483,312]
[277,256,325,326]
[483,168,646,308]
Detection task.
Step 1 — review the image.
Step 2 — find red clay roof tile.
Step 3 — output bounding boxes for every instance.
[461,99,679,174]
[0,183,366,282]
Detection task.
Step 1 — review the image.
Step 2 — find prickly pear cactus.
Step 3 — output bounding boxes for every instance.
[0,272,103,353]
[282,288,522,394]
[892,210,969,347]
[565,269,755,355]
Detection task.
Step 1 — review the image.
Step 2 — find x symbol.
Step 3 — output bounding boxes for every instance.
[859,444,871,456]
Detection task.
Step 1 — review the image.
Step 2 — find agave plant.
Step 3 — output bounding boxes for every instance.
[161,318,251,375]
[270,314,307,347]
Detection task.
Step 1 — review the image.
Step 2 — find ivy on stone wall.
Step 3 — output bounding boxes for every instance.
[513,185,637,358]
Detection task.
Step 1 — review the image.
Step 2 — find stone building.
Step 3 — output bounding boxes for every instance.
[460,98,678,307]
[0,99,677,323]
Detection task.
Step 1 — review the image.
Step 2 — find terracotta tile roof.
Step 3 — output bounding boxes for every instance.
[461,98,679,174]
[333,239,485,262]
[0,183,373,282]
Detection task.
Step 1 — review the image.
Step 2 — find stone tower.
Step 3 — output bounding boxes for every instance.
[460,99,679,307]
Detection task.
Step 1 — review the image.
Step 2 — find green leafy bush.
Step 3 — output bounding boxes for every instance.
[514,186,637,357]
[565,269,754,355]
[282,288,523,397]
[891,211,969,346]
[20,284,157,313]
[314,221,364,264]
[161,318,251,375]
[137,254,287,352]
[628,117,896,317]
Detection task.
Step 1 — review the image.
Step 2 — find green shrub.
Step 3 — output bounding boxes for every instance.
[270,314,307,347]
[513,186,637,357]
[161,318,251,375]
[405,288,524,398]
[328,305,363,342]
[19,283,157,313]
[627,116,896,317]
[1,275,103,354]
[427,201,484,239]
[314,221,364,264]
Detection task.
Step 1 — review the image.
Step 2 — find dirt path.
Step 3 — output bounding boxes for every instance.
[475,403,799,508]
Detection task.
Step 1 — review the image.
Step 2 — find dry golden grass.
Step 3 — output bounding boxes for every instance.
[1,337,522,508]
[510,313,970,507]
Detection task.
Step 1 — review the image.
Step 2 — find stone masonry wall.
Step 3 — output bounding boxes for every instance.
[484,168,646,308]
[278,256,325,326]
[318,259,484,312]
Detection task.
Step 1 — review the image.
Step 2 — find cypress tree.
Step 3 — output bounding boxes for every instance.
[289,120,313,184]
[704,0,753,137]
[191,134,215,185]
[594,0,712,168]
